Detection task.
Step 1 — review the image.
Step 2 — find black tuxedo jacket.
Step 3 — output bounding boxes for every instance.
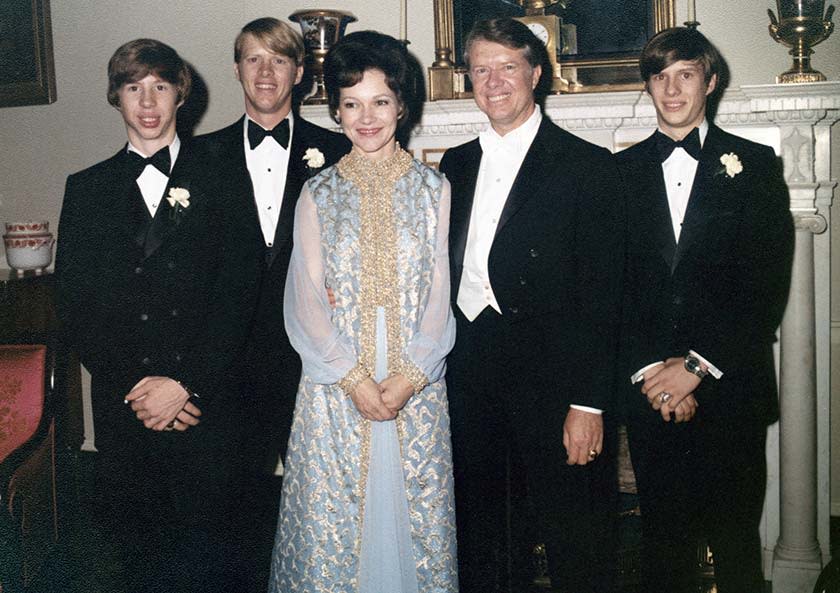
[56,142,261,449]
[616,124,794,424]
[441,117,624,416]
[194,116,349,467]
[195,116,349,378]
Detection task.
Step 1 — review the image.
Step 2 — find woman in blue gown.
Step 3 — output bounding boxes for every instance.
[269,32,458,593]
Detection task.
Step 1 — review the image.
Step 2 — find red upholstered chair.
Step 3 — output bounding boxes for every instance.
[0,344,58,589]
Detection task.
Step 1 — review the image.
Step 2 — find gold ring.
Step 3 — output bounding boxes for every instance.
[588,449,597,460]
[659,392,672,404]
[164,420,176,431]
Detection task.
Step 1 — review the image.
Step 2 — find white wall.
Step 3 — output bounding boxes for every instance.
[1,0,838,511]
[1,1,837,228]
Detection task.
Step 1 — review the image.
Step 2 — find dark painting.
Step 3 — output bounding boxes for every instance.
[0,0,56,107]
[453,0,655,65]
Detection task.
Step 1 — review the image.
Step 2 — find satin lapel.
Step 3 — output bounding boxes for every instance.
[672,126,722,272]
[223,117,259,233]
[143,147,196,259]
[493,122,550,239]
[110,148,152,249]
[636,137,677,271]
[449,140,483,276]
[269,120,309,267]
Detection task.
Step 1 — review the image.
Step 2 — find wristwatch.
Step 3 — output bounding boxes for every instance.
[684,354,709,379]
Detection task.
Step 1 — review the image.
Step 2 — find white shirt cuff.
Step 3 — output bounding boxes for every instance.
[569,404,602,415]
[630,361,663,385]
[689,349,723,379]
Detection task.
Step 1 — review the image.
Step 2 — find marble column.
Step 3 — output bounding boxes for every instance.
[773,209,825,590]
[772,121,828,592]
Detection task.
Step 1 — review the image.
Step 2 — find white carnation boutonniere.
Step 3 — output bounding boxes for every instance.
[166,187,191,222]
[303,147,326,174]
[718,152,743,178]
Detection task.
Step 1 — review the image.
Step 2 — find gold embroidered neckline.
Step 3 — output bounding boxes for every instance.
[337,145,413,183]
[337,144,411,376]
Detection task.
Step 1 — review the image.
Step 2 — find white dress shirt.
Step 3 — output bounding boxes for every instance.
[661,119,708,241]
[629,119,722,383]
[457,106,542,321]
[457,108,601,415]
[244,113,294,246]
[128,136,180,217]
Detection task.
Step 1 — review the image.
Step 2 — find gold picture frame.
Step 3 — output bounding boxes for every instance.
[428,0,675,100]
[0,0,57,108]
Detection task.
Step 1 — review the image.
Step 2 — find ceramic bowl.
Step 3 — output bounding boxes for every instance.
[3,232,54,271]
[5,221,50,236]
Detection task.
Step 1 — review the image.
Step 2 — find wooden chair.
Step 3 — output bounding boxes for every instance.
[0,344,58,590]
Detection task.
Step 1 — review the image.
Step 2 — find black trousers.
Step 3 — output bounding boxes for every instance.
[626,402,768,593]
[233,355,300,592]
[447,307,616,593]
[90,408,243,593]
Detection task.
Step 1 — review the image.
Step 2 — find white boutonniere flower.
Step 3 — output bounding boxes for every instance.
[165,187,190,222]
[719,153,743,178]
[303,147,326,169]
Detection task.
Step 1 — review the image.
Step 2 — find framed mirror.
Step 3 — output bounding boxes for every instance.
[429,0,675,100]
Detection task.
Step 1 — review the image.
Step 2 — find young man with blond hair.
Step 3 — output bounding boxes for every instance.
[197,17,350,588]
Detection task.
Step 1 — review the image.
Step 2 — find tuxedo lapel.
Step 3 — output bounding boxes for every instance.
[494,119,552,239]
[634,137,678,271]
[221,117,260,233]
[107,148,152,249]
[269,119,310,267]
[449,140,483,273]
[143,147,197,259]
[672,126,725,271]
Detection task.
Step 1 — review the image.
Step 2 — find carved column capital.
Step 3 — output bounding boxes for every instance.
[792,212,828,234]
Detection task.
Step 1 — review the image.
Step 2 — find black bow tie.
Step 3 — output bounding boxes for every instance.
[248,119,290,150]
[654,128,702,162]
[129,146,171,176]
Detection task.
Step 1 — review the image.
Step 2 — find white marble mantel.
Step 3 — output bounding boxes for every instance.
[306,81,840,590]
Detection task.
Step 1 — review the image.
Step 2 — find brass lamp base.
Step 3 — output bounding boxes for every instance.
[777,67,827,84]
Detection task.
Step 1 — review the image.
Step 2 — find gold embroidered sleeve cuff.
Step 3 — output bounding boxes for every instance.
[398,360,428,394]
[338,364,370,395]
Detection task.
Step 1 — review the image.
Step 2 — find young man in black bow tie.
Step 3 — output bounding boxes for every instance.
[195,17,350,589]
[56,39,259,592]
[616,27,794,593]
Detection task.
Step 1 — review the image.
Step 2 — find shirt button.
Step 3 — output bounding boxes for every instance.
[175,353,183,362]
[135,266,143,274]
[171,309,179,317]
[267,206,272,210]
[491,218,497,224]
[267,242,273,247]
[495,178,501,183]
[141,357,152,366]
[530,248,539,258]
[140,313,149,321]
[510,306,519,314]
[519,277,526,285]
